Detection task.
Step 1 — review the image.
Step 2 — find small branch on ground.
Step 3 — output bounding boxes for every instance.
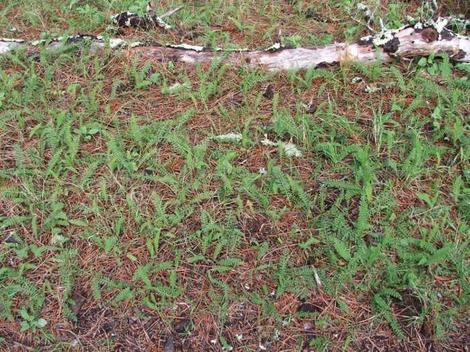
[112,2,182,30]
[159,6,183,19]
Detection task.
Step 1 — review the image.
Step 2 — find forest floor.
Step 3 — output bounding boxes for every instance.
[0,1,469,351]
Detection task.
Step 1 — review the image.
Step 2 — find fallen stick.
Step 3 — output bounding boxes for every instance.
[1,19,469,71]
[159,6,184,20]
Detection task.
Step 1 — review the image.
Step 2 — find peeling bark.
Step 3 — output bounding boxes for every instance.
[1,20,469,71]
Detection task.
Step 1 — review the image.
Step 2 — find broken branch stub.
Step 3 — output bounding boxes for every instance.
[1,19,469,71]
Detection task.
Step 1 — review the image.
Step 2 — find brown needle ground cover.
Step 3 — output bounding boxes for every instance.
[0,1,469,351]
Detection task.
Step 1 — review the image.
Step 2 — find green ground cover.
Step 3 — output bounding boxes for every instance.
[0,1,469,351]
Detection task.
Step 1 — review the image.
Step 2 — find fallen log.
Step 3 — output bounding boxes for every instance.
[1,18,469,71]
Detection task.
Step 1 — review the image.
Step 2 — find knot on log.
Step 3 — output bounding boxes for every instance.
[383,37,400,53]
[420,28,439,42]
